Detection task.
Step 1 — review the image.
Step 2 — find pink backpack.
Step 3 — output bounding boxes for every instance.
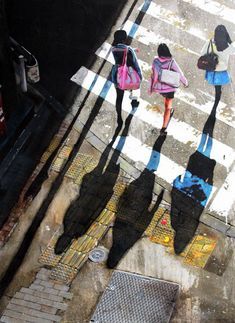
[117,48,141,90]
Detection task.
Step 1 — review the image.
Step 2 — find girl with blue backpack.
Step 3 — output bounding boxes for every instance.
[111,30,142,126]
[149,43,188,136]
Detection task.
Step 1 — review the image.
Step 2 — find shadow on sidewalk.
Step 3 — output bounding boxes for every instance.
[107,135,166,268]
[170,105,217,255]
[55,103,138,254]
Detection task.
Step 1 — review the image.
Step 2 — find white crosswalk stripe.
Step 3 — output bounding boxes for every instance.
[123,20,200,56]
[138,2,207,40]
[181,0,235,25]
[71,0,235,219]
[71,68,235,170]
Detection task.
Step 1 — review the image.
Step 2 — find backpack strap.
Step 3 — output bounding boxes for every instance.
[207,40,214,54]
[121,47,128,66]
[168,59,174,70]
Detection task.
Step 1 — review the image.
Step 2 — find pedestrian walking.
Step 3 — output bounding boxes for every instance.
[111,30,142,127]
[200,25,235,110]
[149,43,188,135]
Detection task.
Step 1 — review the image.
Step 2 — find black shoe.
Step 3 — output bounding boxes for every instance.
[160,127,167,136]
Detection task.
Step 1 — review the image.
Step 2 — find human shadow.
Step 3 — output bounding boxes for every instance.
[55,103,137,254]
[107,135,166,269]
[170,105,217,254]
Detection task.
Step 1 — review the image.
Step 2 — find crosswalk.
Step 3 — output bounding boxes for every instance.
[71,0,235,222]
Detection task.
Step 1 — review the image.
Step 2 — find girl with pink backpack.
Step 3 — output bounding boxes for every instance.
[111,30,142,126]
[149,43,188,135]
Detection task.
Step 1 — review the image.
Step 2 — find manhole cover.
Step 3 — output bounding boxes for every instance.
[89,247,108,263]
[90,270,179,323]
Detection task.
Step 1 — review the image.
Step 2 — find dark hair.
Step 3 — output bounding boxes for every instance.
[214,25,232,51]
[157,43,172,58]
[113,30,127,46]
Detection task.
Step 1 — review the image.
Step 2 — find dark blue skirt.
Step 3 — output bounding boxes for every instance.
[205,70,230,86]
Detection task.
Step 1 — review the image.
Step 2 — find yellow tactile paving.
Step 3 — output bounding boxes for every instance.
[145,207,166,237]
[183,235,217,268]
[106,182,127,212]
[86,222,109,239]
[147,206,217,269]
[60,250,88,268]
[40,151,51,163]
[51,157,65,172]
[71,235,97,253]
[74,170,87,185]
[96,209,115,225]
[38,246,63,267]
[48,136,61,151]
[150,227,174,248]
[58,146,72,159]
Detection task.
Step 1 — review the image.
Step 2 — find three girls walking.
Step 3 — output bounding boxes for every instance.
[112,24,234,135]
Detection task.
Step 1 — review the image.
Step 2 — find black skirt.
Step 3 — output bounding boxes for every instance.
[161,92,175,99]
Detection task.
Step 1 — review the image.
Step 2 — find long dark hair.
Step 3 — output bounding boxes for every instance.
[113,30,127,46]
[214,25,232,51]
[157,43,172,58]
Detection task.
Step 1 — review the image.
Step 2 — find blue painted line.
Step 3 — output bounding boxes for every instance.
[128,23,139,39]
[99,80,113,99]
[173,171,213,207]
[197,133,213,158]
[146,150,161,172]
[88,77,112,101]
[141,0,152,13]
[128,0,152,38]
[115,136,127,153]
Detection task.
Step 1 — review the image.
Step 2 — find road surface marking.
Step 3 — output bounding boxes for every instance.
[71,67,235,170]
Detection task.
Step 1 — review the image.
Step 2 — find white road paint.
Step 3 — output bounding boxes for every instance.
[112,133,216,204]
[209,163,235,220]
[182,0,235,25]
[114,133,185,183]
[96,42,235,129]
[139,2,207,40]
[71,67,235,169]
[123,20,200,57]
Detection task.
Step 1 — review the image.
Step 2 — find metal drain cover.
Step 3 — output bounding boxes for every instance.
[89,247,108,263]
[90,270,179,323]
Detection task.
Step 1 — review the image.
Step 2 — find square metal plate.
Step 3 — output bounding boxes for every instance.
[90,270,179,323]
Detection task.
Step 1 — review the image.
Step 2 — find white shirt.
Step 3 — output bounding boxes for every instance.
[201,40,235,71]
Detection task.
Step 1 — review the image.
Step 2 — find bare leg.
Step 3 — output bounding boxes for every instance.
[162,98,173,128]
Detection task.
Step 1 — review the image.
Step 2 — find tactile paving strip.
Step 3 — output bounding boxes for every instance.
[40,136,61,163]
[106,182,127,213]
[183,235,217,268]
[38,229,64,267]
[40,206,115,283]
[90,271,179,323]
[146,207,217,268]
